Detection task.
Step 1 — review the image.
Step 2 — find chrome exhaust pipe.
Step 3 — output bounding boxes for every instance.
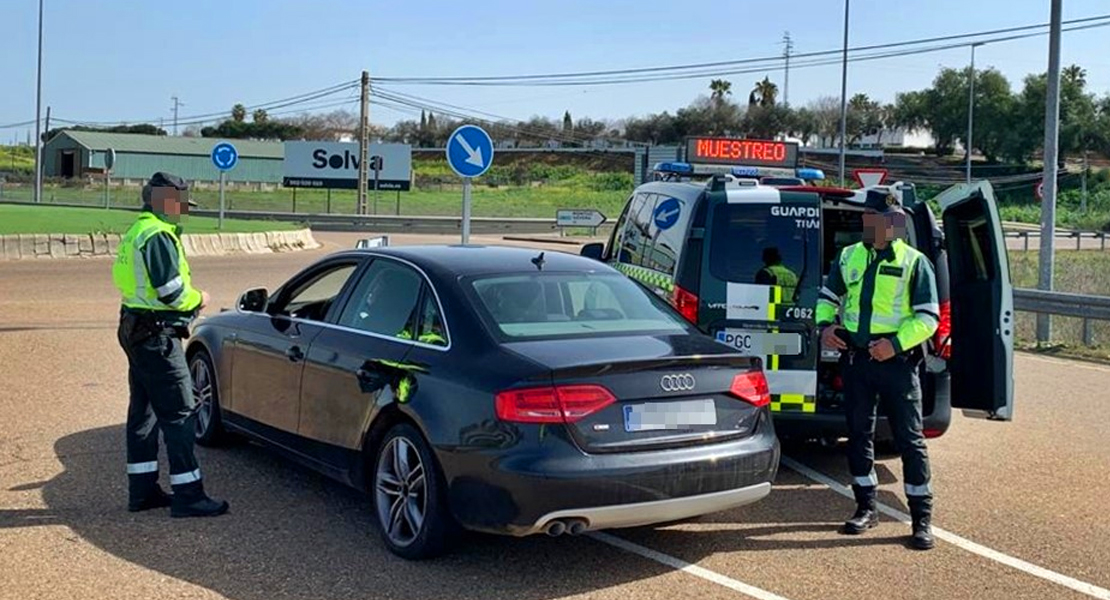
[566,519,587,536]
[545,520,567,537]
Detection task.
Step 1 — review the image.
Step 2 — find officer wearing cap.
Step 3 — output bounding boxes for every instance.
[815,188,940,550]
[112,172,228,518]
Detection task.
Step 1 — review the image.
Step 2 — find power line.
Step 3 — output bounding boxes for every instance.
[374,14,1110,85]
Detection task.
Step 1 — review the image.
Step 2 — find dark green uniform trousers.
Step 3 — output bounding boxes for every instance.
[117,312,204,501]
[840,345,933,515]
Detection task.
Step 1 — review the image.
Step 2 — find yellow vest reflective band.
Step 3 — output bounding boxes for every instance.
[836,239,921,335]
[112,213,199,312]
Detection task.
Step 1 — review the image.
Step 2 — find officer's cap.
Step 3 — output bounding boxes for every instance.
[862,188,902,215]
[142,171,197,207]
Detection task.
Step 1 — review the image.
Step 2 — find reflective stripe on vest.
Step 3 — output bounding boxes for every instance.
[839,239,921,335]
[112,213,193,311]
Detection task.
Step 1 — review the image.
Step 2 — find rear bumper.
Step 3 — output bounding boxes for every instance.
[443,411,780,536]
[523,481,773,536]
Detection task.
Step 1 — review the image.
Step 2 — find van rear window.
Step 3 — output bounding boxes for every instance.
[707,203,817,302]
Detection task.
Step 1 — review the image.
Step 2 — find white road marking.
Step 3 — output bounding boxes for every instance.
[1018,353,1110,374]
[781,457,1110,600]
[589,531,795,600]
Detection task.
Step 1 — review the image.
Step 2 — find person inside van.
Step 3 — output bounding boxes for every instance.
[755,247,799,301]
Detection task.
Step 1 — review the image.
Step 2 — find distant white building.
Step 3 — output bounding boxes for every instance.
[808,127,935,150]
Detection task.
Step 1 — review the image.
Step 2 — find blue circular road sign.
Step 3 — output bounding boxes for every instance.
[211,142,239,171]
[653,197,682,230]
[446,125,494,178]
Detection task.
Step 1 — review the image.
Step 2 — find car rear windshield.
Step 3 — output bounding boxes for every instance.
[466,272,691,341]
[708,203,816,298]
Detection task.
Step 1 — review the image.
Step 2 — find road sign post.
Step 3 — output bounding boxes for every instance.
[446,125,494,244]
[103,148,116,209]
[211,141,239,230]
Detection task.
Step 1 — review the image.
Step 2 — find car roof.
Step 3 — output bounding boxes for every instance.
[336,244,617,278]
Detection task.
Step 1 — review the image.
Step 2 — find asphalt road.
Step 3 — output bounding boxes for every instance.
[1,231,1108,600]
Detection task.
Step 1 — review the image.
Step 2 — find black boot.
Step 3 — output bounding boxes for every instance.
[842,485,879,535]
[908,495,935,550]
[170,480,229,518]
[128,473,172,512]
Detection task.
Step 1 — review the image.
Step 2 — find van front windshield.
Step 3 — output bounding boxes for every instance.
[707,203,818,304]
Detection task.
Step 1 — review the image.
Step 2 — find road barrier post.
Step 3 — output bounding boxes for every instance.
[1082,319,1095,348]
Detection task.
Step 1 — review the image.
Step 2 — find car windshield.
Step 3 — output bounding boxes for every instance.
[465,271,691,341]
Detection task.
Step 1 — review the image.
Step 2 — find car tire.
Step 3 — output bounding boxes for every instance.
[189,350,226,447]
[372,423,455,560]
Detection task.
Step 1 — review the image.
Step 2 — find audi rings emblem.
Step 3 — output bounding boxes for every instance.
[660,373,696,392]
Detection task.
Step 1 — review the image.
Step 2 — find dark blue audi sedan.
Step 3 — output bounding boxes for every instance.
[185,244,780,559]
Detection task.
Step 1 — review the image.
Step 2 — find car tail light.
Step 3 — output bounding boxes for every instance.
[728,371,771,408]
[672,285,699,324]
[924,428,944,439]
[831,374,844,391]
[495,385,616,424]
[933,299,951,360]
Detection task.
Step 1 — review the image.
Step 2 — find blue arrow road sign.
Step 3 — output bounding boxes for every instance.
[211,142,239,171]
[446,125,494,178]
[653,197,681,230]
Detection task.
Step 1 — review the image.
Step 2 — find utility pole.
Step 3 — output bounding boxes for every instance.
[837,0,850,186]
[33,0,44,204]
[357,70,370,215]
[171,96,183,135]
[1036,0,1063,344]
[966,42,983,185]
[782,32,794,108]
[1081,150,1089,213]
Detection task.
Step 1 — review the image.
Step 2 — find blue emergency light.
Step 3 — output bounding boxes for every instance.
[796,168,825,181]
[653,161,694,175]
[731,166,761,178]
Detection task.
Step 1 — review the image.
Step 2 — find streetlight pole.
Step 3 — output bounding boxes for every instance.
[837,0,850,186]
[1036,0,1063,344]
[33,0,44,204]
[966,42,983,185]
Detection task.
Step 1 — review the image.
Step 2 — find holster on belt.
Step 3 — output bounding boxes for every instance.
[121,311,188,345]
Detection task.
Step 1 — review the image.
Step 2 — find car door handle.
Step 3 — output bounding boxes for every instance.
[286,346,304,362]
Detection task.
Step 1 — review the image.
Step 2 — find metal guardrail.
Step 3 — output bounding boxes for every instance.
[191,209,566,235]
[1013,288,1110,347]
[1005,229,1108,251]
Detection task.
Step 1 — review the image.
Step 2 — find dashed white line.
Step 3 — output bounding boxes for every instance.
[781,457,1110,600]
[589,531,795,600]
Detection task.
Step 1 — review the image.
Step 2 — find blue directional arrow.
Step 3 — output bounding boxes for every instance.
[446,125,494,178]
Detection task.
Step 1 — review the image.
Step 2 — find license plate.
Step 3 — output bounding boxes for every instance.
[623,398,717,432]
[714,329,802,356]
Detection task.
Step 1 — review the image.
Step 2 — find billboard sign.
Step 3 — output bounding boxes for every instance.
[282,141,412,190]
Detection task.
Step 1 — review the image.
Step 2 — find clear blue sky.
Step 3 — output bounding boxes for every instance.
[2,0,1108,141]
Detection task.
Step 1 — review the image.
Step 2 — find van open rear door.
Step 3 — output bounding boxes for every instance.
[935,181,1015,421]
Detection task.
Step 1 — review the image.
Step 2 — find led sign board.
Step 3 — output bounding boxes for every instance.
[685,137,799,169]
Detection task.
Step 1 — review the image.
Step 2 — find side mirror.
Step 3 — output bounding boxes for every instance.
[580,243,604,260]
[237,287,268,312]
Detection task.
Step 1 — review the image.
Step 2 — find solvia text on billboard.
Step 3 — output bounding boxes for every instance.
[684,137,799,169]
[282,141,413,190]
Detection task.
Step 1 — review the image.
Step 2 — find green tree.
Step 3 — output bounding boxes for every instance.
[563,110,573,133]
[846,93,883,145]
[252,109,268,124]
[788,107,819,146]
[749,77,778,108]
[231,104,247,123]
[710,79,732,107]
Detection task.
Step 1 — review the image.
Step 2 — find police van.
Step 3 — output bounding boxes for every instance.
[580,137,1014,443]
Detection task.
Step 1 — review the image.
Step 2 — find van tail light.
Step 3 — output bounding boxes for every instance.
[933,300,951,360]
[728,371,771,408]
[495,385,616,424]
[672,285,699,324]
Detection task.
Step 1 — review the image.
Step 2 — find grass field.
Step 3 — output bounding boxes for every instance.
[0,205,299,235]
[0,183,629,220]
[1008,250,1110,358]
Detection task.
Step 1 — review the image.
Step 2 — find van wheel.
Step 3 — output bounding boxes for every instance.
[372,423,455,560]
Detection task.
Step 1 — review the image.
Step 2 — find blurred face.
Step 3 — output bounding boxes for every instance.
[861,209,905,246]
[150,187,189,224]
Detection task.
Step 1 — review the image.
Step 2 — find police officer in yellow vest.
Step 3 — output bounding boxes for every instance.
[754,247,799,301]
[112,172,229,518]
[816,189,940,550]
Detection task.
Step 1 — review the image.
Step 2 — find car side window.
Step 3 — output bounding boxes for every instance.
[278,263,360,322]
[414,286,448,347]
[622,192,657,266]
[336,259,423,338]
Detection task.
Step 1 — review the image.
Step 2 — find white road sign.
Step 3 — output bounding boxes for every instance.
[556,209,607,228]
[283,141,412,190]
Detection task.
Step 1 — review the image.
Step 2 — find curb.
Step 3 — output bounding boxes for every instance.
[0,228,320,261]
